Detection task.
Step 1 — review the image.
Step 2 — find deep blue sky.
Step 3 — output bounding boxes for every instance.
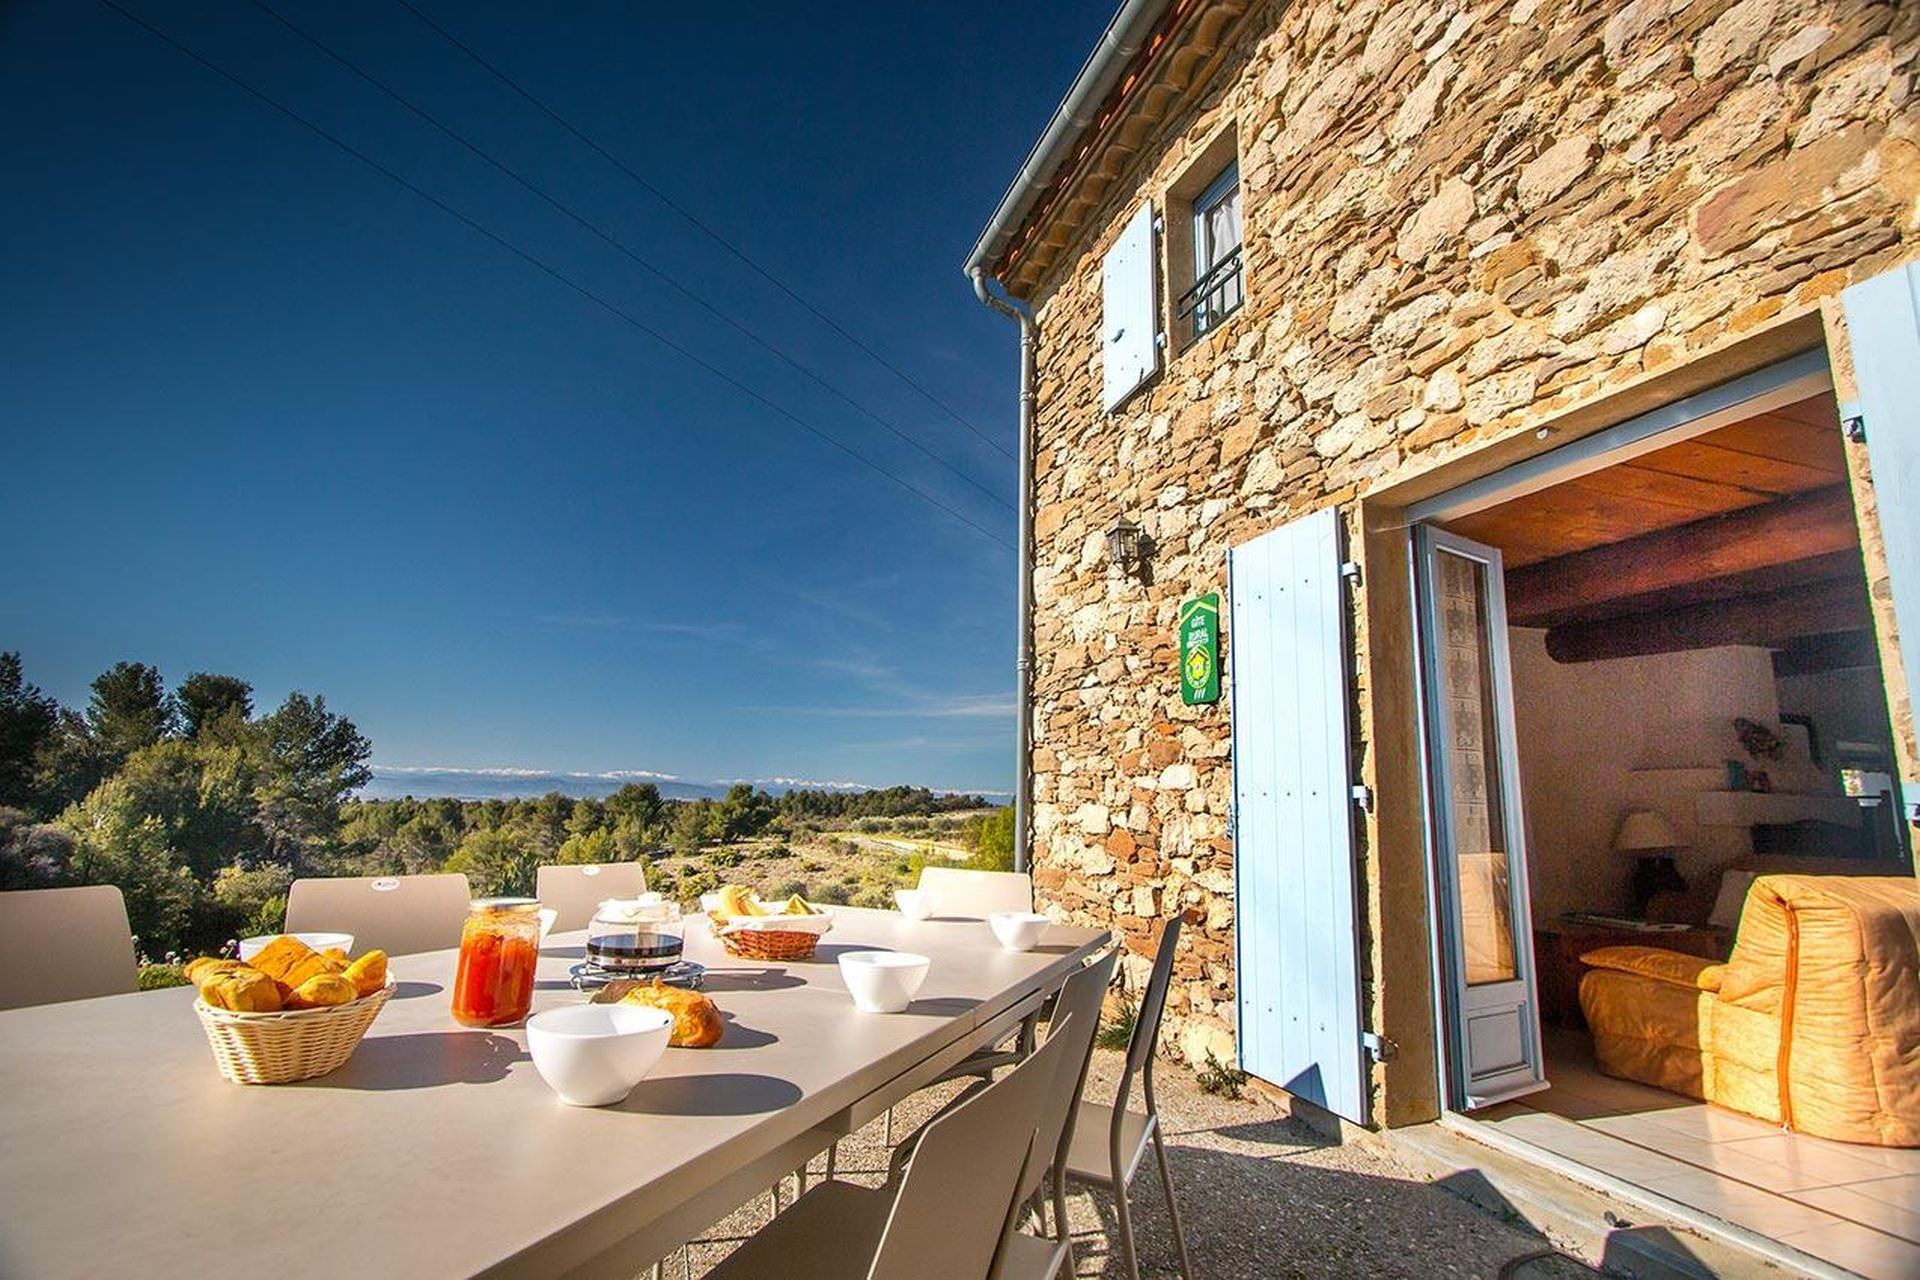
[1,0,1111,791]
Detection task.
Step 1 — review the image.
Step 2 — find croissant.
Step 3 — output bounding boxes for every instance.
[247,936,340,989]
[284,973,359,1009]
[199,967,283,1013]
[622,979,723,1048]
[342,950,388,997]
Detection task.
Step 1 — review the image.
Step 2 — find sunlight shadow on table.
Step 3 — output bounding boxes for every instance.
[621,1072,803,1116]
[391,980,444,1000]
[301,1031,525,1091]
[701,968,805,993]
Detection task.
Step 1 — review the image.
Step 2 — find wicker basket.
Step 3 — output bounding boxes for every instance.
[195,981,394,1084]
[717,928,824,961]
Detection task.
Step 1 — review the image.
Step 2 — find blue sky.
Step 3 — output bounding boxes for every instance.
[1,0,1112,792]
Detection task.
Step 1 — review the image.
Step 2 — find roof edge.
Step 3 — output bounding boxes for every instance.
[963,0,1175,287]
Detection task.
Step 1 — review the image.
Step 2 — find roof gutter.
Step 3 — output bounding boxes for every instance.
[963,0,1173,285]
[969,268,1037,874]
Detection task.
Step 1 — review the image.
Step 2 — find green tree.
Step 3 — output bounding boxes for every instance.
[87,662,175,766]
[554,826,615,865]
[670,799,719,854]
[966,807,1016,872]
[0,806,76,889]
[253,692,371,867]
[717,783,775,842]
[0,653,59,813]
[606,782,664,832]
[446,825,538,897]
[176,673,253,739]
[96,740,261,880]
[62,803,198,958]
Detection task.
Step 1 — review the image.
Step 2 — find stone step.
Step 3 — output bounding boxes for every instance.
[1384,1118,1852,1280]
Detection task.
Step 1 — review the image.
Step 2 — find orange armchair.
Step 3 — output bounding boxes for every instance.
[1579,874,1920,1147]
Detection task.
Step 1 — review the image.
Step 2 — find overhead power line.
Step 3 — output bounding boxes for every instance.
[390,0,1016,463]
[96,0,1013,551]
[247,0,1013,516]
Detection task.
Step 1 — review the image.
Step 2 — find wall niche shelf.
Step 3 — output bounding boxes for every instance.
[1694,790,1863,829]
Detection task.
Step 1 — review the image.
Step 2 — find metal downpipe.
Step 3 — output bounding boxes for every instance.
[970,268,1037,875]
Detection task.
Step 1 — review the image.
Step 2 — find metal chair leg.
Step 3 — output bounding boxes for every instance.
[883,1105,893,1147]
[826,1140,837,1180]
[1111,1174,1142,1280]
[650,1263,662,1280]
[1150,1123,1193,1280]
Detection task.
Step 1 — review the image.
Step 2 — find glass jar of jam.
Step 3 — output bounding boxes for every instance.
[451,897,542,1027]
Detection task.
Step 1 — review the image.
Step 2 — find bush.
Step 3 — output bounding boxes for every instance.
[811,881,850,905]
[1197,1051,1249,1099]
[138,963,190,991]
[707,849,743,869]
[1097,996,1138,1051]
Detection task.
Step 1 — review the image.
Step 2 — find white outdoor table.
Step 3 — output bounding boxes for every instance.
[0,907,1107,1279]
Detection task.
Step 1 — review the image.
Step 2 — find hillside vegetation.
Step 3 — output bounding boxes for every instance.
[0,652,1010,962]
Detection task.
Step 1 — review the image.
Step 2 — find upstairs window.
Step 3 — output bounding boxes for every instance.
[1179,161,1242,345]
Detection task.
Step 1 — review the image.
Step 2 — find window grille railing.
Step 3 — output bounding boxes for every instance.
[1177,244,1243,344]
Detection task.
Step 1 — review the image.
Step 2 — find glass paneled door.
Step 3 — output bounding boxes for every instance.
[1413,525,1545,1108]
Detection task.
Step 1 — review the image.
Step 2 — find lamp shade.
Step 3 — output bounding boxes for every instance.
[1614,809,1681,853]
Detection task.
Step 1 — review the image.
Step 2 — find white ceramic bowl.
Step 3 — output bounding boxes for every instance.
[988,912,1050,952]
[238,932,353,961]
[894,889,939,922]
[526,1004,674,1107]
[838,951,930,1014]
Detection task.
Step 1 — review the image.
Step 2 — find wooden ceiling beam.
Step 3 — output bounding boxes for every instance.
[1505,484,1859,624]
[1544,577,1873,664]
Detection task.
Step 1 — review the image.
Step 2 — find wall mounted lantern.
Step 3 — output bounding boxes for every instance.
[1106,520,1149,582]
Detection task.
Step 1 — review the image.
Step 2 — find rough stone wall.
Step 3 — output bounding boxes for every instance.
[1019,0,1920,1070]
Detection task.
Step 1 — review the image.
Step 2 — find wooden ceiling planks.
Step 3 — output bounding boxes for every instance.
[1444,395,1870,664]
[1449,396,1847,567]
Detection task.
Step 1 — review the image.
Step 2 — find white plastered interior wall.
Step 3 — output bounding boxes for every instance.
[1507,629,1789,922]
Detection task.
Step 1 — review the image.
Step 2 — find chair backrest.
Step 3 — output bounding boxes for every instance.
[0,886,138,1010]
[285,873,472,956]
[869,1015,1075,1280]
[916,867,1033,917]
[535,862,648,933]
[1020,947,1120,1206]
[1127,916,1184,1080]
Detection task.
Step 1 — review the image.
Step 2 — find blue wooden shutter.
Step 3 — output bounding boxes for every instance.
[1101,203,1160,411]
[1228,507,1368,1123]
[1842,264,1920,795]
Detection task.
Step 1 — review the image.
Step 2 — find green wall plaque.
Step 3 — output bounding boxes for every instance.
[1179,593,1220,705]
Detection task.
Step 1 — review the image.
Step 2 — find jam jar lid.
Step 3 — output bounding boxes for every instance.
[469,897,542,913]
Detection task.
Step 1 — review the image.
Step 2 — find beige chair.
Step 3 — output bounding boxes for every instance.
[1061,918,1192,1280]
[917,866,1033,917]
[892,947,1119,1280]
[535,861,648,933]
[0,886,139,1010]
[704,1008,1073,1280]
[285,873,471,956]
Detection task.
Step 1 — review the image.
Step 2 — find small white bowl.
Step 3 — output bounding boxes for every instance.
[238,932,354,961]
[988,912,1050,952]
[838,951,930,1014]
[526,1003,673,1107]
[894,888,939,921]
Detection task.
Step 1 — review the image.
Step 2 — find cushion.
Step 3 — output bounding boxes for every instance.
[1579,944,1725,991]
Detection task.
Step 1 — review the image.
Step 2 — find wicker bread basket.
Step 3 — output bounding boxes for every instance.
[711,912,833,961]
[195,981,394,1084]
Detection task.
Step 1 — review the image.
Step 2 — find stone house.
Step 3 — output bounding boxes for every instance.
[967,1,1919,1265]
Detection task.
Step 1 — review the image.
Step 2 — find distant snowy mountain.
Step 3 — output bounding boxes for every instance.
[358,766,1005,803]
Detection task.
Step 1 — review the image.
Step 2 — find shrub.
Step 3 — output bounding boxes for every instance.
[1097,996,1138,1052]
[138,963,189,991]
[811,881,850,905]
[1197,1051,1249,1100]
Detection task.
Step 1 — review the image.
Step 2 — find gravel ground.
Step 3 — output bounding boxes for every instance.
[661,1048,1598,1280]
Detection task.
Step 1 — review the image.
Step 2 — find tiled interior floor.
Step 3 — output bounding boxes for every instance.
[1476,1028,1920,1279]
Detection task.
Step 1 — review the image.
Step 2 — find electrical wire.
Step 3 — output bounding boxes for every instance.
[96,0,1013,551]
[246,0,1013,515]
[390,0,1016,462]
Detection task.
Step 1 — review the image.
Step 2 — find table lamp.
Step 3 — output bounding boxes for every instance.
[1615,809,1687,917]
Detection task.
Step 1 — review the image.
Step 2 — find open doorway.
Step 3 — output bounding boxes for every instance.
[1410,355,1919,1277]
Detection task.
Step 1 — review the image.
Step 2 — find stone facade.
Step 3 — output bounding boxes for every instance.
[1009,0,1919,1075]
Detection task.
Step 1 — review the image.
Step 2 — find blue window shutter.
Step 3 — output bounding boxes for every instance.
[1841,263,1920,755]
[1101,203,1160,412]
[1228,507,1369,1124]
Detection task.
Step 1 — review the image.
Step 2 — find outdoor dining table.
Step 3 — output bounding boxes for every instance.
[0,906,1109,1279]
